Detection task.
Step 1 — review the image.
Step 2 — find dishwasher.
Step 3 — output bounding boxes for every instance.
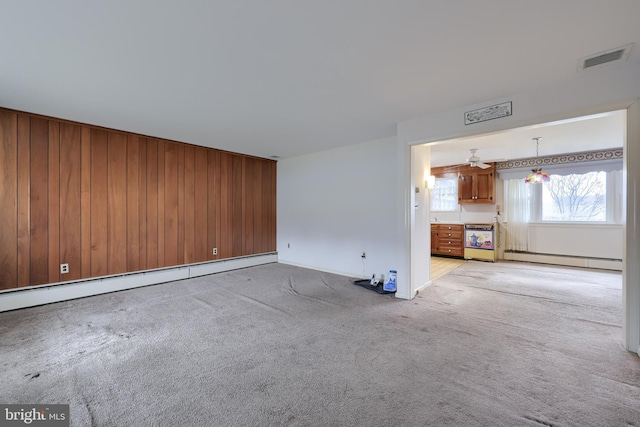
[464,223,496,262]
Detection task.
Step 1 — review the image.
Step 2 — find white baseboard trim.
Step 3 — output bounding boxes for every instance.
[277,260,361,280]
[415,280,433,296]
[0,253,278,312]
[503,252,622,271]
[278,260,412,300]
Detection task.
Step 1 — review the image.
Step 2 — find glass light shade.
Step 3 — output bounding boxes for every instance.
[525,168,550,184]
[426,175,436,189]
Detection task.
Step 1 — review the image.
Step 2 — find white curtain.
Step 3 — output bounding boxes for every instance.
[504,179,530,251]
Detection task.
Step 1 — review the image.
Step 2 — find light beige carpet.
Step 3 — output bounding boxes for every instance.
[1,261,638,426]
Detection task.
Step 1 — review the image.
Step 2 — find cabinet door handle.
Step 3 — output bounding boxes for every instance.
[448,233,452,236]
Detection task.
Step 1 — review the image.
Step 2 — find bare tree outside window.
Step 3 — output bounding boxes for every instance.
[542,172,606,221]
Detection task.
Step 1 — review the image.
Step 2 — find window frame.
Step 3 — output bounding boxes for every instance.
[529,169,622,224]
[500,156,623,225]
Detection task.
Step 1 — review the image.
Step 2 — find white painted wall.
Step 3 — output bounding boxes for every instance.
[277,136,399,284]
[528,223,623,259]
[398,63,640,146]
[395,138,412,299]
[410,144,431,296]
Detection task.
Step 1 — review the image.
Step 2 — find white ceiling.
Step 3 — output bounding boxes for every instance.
[1,1,639,159]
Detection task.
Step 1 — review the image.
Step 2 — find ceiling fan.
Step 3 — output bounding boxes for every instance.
[466,149,491,169]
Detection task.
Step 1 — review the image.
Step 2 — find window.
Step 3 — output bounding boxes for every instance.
[541,171,606,221]
[430,176,458,211]
[504,168,623,223]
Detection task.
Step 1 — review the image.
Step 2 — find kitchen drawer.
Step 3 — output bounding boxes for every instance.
[434,224,464,232]
[437,230,462,240]
[435,246,463,257]
[438,237,463,248]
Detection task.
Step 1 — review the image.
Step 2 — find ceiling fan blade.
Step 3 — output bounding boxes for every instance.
[476,162,491,169]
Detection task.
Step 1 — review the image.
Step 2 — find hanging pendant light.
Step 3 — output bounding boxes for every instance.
[525,168,550,183]
[525,137,550,184]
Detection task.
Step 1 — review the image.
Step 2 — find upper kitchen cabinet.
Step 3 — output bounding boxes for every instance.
[457,164,495,204]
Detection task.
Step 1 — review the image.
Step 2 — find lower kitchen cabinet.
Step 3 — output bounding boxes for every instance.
[431,223,464,257]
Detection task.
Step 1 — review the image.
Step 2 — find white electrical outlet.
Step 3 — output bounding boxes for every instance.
[60,263,69,274]
[213,248,218,255]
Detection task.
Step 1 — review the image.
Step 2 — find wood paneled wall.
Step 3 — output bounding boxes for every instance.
[0,109,276,290]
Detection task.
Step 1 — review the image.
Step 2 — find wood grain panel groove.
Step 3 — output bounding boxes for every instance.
[48,121,60,283]
[157,140,165,266]
[107,132,127,275]
[17,115,31,287]
[138,139,148,271]
[183,146,195,263]
[90,129,108,277]
[30,117,49,285]
[194,147,208,262]
[208,150,217,260]
[146,139,158,269]
[0,111,18,288]
[127,135,140,272]
[80,126,91,278]
[59,123,82,281]
[164,142,178,267]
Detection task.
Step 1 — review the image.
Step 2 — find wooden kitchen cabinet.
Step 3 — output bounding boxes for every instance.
[458,164,495,204]
[431,228,438,253]
[431,223,464,257]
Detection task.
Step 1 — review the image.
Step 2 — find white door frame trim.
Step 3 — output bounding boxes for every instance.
[624,98,640,354]
[406,101,640,353]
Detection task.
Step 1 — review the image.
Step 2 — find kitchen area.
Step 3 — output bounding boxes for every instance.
[427,113,624,272]
[430,161,501,262]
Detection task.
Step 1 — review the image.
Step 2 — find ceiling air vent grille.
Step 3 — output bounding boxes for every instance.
[584,50,624,68]
[578,43,634,72]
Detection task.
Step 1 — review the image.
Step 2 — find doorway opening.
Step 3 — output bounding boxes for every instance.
[408,106,639,353]
[426,109,625,269]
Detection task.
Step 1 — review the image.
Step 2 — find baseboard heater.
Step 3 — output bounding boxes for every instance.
[503,251,622,271]
[0,253,278,312]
